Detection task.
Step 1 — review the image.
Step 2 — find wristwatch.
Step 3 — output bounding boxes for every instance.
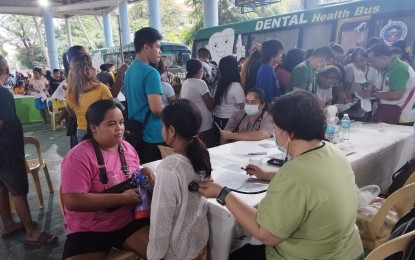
[216,187,231,206]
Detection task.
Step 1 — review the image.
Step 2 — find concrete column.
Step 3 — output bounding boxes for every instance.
[147,0,161,32]
[118,1,130,45]
[43,9,59,70]
[65,17,73,47]
[203,0,218,28]
[103,14,114,48]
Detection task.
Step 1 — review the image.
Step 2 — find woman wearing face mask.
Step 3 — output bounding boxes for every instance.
[147,99,210,260]
[198,91,364,259]
[220,88,273,145]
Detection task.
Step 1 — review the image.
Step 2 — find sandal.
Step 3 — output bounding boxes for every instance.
[24,231,58,247]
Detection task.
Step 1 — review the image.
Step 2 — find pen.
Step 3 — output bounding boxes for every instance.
[248,152,267,155]
[214,122,222,131]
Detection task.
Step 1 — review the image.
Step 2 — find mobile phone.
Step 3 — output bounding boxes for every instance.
[267,158,285,167]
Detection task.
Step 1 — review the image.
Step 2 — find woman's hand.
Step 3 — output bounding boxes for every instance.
[220,130,234,141]
[141,167,156,188]
[245,164,275,181]
[122,188,142,205]
[198,181,223,199]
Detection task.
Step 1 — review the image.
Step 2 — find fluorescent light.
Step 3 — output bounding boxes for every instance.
[39,0,49,7]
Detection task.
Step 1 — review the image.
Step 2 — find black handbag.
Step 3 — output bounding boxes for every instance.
[101,176,136,194]
[385,159,415,197]
[124,109,151,153]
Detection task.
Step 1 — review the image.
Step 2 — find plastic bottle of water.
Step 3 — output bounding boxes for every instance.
[134,170,151,220]
[341,114,351,140]
[325,118,336,143]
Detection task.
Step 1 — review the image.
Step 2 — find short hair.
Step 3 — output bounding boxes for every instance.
[368,42,393,57]
[318,65,341,79]
[133,27,163,53]
[261,39,284,63]
[197,48,211,59]
[99,64,108,71]
[246,88,267,106]
[305,49,314,59]
[53,69,60,74]
[33,67,42,74]
[330,44,344,55]
[271,91,326,141]
[186,58,202,79]
[366,37,382,49]
[351,47,368,61]
[311,47,335,61]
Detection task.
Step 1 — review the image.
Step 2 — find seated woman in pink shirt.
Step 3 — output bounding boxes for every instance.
[61,99,155,259]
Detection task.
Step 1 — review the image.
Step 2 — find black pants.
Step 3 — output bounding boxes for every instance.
[229,244,266,260]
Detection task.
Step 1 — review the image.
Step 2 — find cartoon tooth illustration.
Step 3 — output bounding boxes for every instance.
[206,28,237,64]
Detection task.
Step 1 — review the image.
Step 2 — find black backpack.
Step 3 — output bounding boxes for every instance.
[385,207,415,260]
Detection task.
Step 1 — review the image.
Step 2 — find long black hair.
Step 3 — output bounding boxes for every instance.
[161,99,211,178]
[83,99,123,141]
[214,55,241,106]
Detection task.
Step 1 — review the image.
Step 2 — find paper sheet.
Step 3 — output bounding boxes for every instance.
[214,170,268,191]
[355,92,372,112]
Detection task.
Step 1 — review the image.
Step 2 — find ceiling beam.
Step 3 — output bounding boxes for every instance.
[52,0,116,13]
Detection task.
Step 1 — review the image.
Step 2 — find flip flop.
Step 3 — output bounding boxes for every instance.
[24,232,58,247]
[1,221,38,239]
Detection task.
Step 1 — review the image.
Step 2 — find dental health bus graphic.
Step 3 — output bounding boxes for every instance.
[193,0,415,64]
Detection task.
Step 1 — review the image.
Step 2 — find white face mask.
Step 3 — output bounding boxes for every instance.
[244,104,259,116]
[274,130,292,162]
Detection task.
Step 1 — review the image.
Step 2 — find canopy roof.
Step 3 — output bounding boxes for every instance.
[0,0,141,17]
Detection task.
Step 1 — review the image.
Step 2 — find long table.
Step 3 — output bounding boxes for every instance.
[14,95,43,124]
[144,122,415,260]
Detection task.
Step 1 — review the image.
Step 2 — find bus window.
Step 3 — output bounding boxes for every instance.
[301,23,333,50]
[250,28,299,50]
[193,40,209,57]
[338,19,369,51]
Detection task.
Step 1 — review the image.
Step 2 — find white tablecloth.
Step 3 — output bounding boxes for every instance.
[143,122,415,260]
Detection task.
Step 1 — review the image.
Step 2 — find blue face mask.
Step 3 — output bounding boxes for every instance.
[244,104,259,116]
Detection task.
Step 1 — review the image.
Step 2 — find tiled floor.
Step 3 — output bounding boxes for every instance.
[1,123,69,260]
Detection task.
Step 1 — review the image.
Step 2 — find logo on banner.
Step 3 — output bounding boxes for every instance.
[380,21,408,45]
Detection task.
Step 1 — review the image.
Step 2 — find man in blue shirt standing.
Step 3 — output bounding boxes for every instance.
[124,27,164,163]
[256,39,284,103]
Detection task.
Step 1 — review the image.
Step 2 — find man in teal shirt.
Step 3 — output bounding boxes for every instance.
[124,27,164,163]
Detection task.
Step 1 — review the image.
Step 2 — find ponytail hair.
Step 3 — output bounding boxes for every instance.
[161,99,211,178]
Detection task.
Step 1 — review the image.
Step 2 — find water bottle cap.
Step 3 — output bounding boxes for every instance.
[344,114,349,117]
[328,117,335,123]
